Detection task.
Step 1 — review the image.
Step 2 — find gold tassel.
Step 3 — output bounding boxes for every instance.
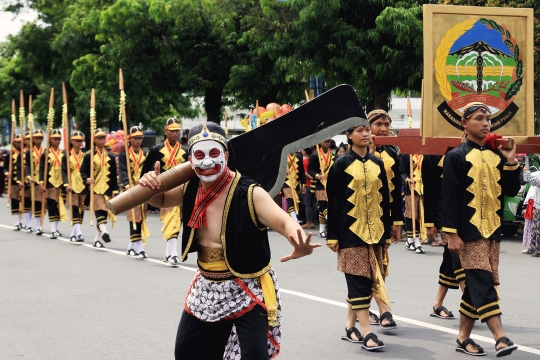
[260,272,279,326]
[370,246,391,310]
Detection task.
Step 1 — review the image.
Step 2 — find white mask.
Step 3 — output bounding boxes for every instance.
[190,140,226,182]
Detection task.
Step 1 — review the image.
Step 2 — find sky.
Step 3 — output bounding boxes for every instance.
[0,10,38,42]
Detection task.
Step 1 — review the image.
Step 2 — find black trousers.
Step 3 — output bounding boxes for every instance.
[438,244,463,289]
[129,221,142,242]
[175,304,269,360]
[47,198,60,222]
[72,205,84,225]
[459,269,500,323]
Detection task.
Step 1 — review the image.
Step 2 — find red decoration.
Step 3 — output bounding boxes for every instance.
[483,133,503,152]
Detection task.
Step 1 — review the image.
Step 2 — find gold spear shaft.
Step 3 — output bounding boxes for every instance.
[41,89,54,228]
[19,92,25,214]
[89,89,96,226]
[119,69,137,230]
[27,94,36,219]
[7,100,16,208]
[407,96,416,240]
[62,83,73,225]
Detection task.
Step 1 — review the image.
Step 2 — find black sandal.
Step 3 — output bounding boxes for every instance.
[455,338,486,356]
[495,337,518,357]
[361,333,385,351]
[430,305,455,319]
[341,327,363,343]
[379,311,398,330]
[369,311,380,325]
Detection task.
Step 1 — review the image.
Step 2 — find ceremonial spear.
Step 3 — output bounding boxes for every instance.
[89,89,96,226]
[18,92,25,214]
[40,89,55,228]
[407,96,417,242]
[27,93,36,219]
[62,83,73,224]
[7,99,16,208]
[119,69,137,230]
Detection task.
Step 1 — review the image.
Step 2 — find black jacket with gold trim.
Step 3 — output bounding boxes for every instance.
[283,152,306,190]
[441,140,522,242]
[326,150,391,248]
[399,153,424,196]
[23,146,44,184]
[142,140,187,175]
[308,149,335,192]
[39,149,68,188]
[80,149,119,197]
[181,172,271,278]
[4,149,21,185]
[422,155,444,229]
[373,145,403,225]
[118,148,147,188]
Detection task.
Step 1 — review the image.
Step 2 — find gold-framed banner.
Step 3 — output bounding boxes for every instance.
[423,5,534,140]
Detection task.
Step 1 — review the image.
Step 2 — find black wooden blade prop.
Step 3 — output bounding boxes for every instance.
[227,84,366,197]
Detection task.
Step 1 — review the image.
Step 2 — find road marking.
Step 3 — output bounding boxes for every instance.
[2,223,539,355]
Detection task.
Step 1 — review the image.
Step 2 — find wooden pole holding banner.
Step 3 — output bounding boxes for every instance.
[40,89,54,228]
[119,69,137,230]
[89,89,96,226]
[407,96,416,241]
[7,100,16,208]
[62,83,73,225]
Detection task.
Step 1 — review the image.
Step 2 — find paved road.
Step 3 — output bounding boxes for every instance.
[1,204,539,359]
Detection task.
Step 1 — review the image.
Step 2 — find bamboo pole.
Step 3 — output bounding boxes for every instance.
[40,89,54,228]
[62,84,73,225]
[18,93,25,214]
[27,94,35,219]
[407,96,416,241]
[7,100,16,208]
[119,69,137,230]
[89,89,96,226]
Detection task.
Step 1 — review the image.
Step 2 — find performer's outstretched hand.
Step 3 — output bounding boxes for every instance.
[138,161,161,189]
[280,229,321,262]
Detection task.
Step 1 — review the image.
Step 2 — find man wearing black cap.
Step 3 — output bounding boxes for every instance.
[40,129,68,239]
[64,130,87,242]
[119,126,149,259]
[308,139,335,237]
[81,128,119,248]
[139,122,319,359]
[22,130,45,234]
[142,117,188,265]
[442,102,520,357]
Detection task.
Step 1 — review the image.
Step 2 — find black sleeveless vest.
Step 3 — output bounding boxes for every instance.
[181,172,272,278]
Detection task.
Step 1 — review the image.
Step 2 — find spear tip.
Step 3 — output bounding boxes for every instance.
[91,88,96,108]
[12,99,16,114]
[49,88,55,108]
[19,90,24,107]
[29,95,33,113]
[62,82,67,104]
[119,68,124,91]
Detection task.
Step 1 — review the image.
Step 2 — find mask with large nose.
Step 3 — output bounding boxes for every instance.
[190,140,226,182]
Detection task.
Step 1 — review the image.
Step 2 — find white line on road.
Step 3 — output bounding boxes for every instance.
[2,223,539,356]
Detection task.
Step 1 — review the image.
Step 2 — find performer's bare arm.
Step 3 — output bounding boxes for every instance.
[139,161,183,208]
[252,186,321,262]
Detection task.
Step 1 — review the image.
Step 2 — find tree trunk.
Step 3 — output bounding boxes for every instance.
[204,86,224,124]
[366,71,391,111]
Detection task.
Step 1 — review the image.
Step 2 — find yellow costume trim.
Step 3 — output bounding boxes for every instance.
[503,163,519,171]
[326,239,338,244]
[104,195,116,228]
[424,222,435,228]
[347,295,371,302]
[393,221,404,226]
[161,206,181,240]
[477,301,499,313]
[141,218,150,246]
[59,194,67,222]
[439,278,458,287]
[370,246,391,309]
[374,149,396,203]
[248,184,266,230]
[479,309,501,320]
[351,304,371,310]
[442,227,457,233]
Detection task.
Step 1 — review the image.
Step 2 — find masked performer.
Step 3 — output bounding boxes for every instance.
[442,102,521,357]
[308,139,335,237]
[366,110,403,328]
[22,130,45,234]
[81,128,118,248]
[40,129,68,239]
[327,119,396,352]
[119,126,149,259]
[64,131,87,242]
[142,117,187,265]
[400,152,426,253]
[282,152,306,222]
[5,134,23,230]
[139,122,320,359]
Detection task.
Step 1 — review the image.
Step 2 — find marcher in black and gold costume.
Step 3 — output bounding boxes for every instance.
[119,126,149,259]
[39,129,68,239]
[5,134,23,230]
[282,152,306,222]
[308,139,334,237]
[21,130,45,234]
[138,122,319,359]
[142,117,187,265]
[366,109,403,328]
[81,128,118,248]
[64,131,87,242]
[327,119,397,352]
[400,152,426,253]
[442,102,521,357]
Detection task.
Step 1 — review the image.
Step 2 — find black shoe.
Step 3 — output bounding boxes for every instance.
[14,224,22,231]
[101,233,111,243]
[76,235,84,242]
[138,251,148,259]
[93,240,104,248]
[70,236,77,242]
[57,231,62,237]
[26,227,33,233]
[50,231,60,239]
[127,249,138,256]
[35,229,43,236]
[163,255,171,263]
[170,256,180,266]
